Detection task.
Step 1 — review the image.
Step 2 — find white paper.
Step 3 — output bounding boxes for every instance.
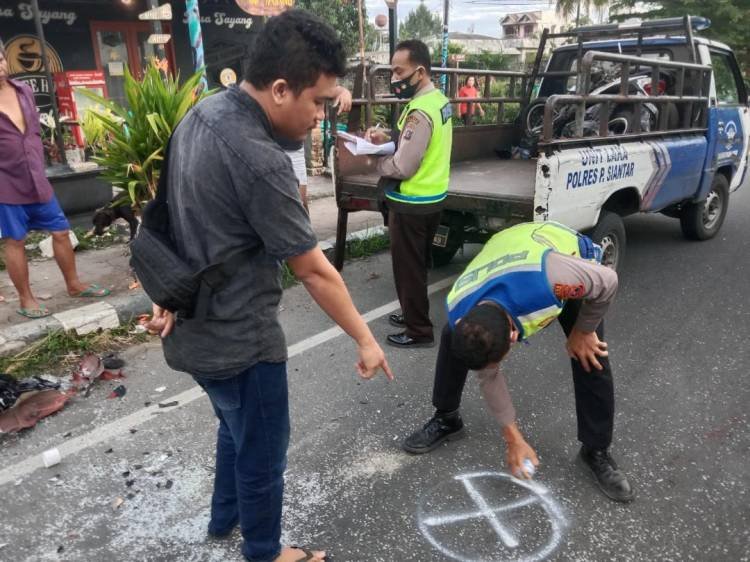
[339,131,395,156]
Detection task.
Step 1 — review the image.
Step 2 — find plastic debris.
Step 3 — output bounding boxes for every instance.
[1,373,62,412]
[103,354,125,370]
[154,386,166,393]
[158,401,179,408]
[42,448,61,468]
[111,497,124,510]
[108,385,127,399]
[0,391,71,433]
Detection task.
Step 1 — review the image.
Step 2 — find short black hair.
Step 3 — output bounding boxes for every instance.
[451,304,512,370]
[395,39,431,74]
[244,9,346,94]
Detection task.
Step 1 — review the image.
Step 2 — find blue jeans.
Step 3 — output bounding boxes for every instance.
[194,362,290,562]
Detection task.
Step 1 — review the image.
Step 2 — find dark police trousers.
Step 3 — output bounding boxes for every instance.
[389,209,442,341]
[431,299,615,450]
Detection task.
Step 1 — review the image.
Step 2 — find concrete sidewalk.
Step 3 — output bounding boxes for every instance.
[0,175,383,355]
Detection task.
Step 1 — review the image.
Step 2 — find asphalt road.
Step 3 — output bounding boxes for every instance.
[1,184,749,562]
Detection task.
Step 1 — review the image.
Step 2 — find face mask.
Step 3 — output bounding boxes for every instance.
[390,68,422,99]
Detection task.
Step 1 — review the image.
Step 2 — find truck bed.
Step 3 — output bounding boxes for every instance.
[341,158,537,203]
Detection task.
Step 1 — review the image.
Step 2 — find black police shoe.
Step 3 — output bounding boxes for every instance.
[403,411,465,454]
[578,446,635,503]
[388,313,405,328]
[387,332,435,348]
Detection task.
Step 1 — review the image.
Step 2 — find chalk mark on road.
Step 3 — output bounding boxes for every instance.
[418,471,567,562]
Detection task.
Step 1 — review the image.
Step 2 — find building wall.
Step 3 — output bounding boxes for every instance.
[0,0,263,96]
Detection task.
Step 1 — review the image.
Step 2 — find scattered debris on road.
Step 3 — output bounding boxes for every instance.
[42,448,62,468]
[108,385,127,399]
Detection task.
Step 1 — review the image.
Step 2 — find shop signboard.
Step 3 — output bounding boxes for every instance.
[235,0,294,17]
[4,34,63,117]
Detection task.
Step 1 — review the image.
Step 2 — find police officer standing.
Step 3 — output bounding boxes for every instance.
[367,40,453,349]
[402,221,635,502]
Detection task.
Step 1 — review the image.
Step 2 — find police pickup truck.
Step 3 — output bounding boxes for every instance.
[332,16,748,271]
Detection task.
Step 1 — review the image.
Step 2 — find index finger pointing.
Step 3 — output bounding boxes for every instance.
[382,359,395,381]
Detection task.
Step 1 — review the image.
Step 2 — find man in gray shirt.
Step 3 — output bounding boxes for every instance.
[146,11,392,562]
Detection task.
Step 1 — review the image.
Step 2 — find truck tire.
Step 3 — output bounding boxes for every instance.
[679,173,729,241]
[588,211,626,271]
[431,219,464,268]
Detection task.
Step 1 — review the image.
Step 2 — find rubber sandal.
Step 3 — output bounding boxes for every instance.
[291,546,330,561]
[72,284,111,298]
[17,306,51,319]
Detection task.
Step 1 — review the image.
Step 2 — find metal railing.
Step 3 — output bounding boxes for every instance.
[340,63,531,130]
[540,50,712,144]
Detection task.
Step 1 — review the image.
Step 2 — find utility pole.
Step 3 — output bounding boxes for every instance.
[385,0,398,63]
[31,0,66,166]
[441,0,449,92]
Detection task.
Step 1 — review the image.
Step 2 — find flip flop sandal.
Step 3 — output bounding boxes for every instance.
[291,546,330,561]
[16,305,51,319]
[72,284,111,298]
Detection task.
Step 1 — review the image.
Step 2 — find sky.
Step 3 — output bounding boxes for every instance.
[363,0,560,38]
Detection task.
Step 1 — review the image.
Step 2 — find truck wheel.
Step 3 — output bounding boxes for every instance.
[588,211,626,271]
[679,174,729,241]
[431,220,464,268]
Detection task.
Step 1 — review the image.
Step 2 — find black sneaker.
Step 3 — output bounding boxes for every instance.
[388,313,405,328]
[387,332,435,348]
[578,446,635,503]
[402,411,465,454]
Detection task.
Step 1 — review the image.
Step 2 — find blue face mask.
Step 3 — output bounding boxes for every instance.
[390,67,423,99]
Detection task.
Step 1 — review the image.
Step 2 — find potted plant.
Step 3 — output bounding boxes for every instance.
[78,61,210,212]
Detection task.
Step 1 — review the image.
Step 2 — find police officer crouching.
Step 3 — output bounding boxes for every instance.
[402,221,635,503]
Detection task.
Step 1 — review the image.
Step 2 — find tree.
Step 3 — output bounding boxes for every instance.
[610,0,750,74]
[557,0,611,23]
[399,0,442,41]
[296,0,377,56]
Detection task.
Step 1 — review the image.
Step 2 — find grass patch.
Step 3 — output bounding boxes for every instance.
[0,321,150,379]
[0,226,129,271]
[345,233,390,260]
[280,232,391,289]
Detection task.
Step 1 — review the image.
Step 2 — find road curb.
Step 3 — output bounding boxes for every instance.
[0,226,388,357]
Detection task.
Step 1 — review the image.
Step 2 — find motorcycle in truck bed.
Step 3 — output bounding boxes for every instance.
[332,16,749,271]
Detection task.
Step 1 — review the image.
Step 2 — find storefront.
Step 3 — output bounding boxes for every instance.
[0,0,278,213]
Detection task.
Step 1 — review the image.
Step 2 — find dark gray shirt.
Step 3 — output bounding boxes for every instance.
[162,85,317,378]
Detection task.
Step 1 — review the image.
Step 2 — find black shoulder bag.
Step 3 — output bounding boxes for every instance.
[130,140,253,319]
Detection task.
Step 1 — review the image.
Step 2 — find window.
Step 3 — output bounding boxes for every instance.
[711,50,743,105]
[524,24,535,36]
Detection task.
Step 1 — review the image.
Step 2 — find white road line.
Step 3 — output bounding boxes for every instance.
[0,275,457,487]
